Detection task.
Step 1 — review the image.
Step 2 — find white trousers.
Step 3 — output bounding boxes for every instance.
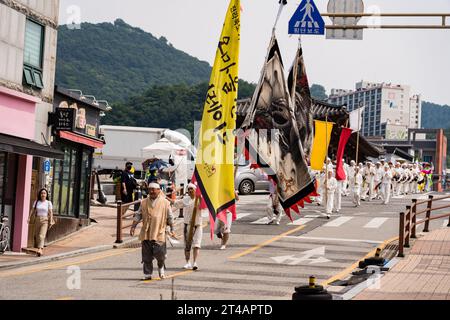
[267,202,283,224]
[353,186,361,206]
[381,183,391,204]
[326,192,335,214]
[334,182,342,212]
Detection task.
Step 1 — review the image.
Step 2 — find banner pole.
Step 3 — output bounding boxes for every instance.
[356,106,361,165]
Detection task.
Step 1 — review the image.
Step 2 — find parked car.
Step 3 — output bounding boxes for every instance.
[235,157,270,195]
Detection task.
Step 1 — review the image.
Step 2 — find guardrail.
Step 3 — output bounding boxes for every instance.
[398,194,450,257]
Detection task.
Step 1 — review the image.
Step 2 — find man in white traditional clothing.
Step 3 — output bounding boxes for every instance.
[353,167,363,207]
[380,165,393,205]
[325,170,337,218]
[362,162,375,201]
[171,183,203,271]
[374,162,384,200]
[347,160,356,199]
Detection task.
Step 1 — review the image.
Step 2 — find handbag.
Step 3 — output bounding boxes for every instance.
[28,202,37,225]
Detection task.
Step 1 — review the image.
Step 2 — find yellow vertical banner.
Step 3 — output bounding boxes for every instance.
[310,120,334,170]
[195,0,240,221]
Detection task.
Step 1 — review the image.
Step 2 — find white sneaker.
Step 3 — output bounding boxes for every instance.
[220,245,226,250]
[142,274,152,281]
[193,263,198,271]
[158,267,165,279]
[183,262,192,269]
[326,214,331,219]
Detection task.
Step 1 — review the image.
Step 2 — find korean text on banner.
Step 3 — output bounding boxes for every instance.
[194,0,240,225]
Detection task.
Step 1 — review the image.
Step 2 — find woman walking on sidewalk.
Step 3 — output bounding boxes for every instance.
[28,188,55,257]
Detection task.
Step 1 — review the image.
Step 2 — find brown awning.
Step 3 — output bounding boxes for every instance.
[0,133,64,159]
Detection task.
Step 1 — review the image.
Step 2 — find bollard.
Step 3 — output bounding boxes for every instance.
[115,201,123,244]
[411,199,417,238]
[423,195,433,232]
[292,276,332,300]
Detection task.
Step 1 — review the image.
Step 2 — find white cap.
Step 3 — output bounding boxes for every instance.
[148,183,161,189]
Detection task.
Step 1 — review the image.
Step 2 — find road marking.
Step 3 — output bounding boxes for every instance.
[0,248,139,278]
[323,216,353,227]
[271,247,330,265]
[56,297,74,300]
[364,218,389,229]
[288,218,313,226]
[236,213,252,220]
[228,225,306,260]
[304,214,321,218]
[284,235,383,244]
[321,236,399,287]
[250,217,271,225]
[142,270,193,284]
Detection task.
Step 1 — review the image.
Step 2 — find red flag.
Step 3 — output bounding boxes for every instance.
[336,128,353,181]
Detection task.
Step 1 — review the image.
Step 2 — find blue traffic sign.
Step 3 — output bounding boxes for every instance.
[43,160,51,173]
[289,0,325,35]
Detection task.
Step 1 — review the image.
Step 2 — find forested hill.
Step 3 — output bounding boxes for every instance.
[56,19,212,103]
[421,101,450,129]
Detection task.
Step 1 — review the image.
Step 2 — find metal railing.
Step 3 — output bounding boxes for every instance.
[398,194,450,257]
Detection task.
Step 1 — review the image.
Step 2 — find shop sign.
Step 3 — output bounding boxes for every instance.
[55,108,75,131]
[86,124,96,137]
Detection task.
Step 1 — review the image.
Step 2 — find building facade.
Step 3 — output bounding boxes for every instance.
[44,87,106,243]
[0,0,61,252]
[328,81,422,139]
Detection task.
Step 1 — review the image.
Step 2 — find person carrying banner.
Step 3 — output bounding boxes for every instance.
[171,183,203,271]
[353,167,363,207]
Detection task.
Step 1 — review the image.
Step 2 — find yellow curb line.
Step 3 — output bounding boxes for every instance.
[321,236,399,287]
[141,270,194,283]
[55,297,75,300]
[228,225,306,260]
[0,248,139,278]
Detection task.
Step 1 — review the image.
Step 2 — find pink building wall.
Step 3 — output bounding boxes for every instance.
[0,87,39,140]
[12,155,33,252]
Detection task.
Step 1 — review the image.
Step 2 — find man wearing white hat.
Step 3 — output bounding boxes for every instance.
[171,183,203,270]
[131,182,175,281]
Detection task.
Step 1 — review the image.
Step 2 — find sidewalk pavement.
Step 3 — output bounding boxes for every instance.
[354,227,450,300]
[0,204,184,270]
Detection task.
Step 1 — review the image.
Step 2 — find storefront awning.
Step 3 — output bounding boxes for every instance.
[59,131,105,149]
[0,133,64,159]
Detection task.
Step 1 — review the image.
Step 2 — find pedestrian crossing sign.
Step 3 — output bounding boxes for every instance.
[289,0,325,35]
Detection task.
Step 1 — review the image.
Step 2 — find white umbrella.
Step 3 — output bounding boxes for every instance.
[142,138,184,159]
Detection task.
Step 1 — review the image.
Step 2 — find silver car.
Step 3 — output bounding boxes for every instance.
[235,158,270,195]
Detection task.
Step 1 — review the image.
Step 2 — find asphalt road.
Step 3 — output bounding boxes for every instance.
[1,191,449,300]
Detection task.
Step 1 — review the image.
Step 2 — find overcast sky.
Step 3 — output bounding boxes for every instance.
[58,0,450,105]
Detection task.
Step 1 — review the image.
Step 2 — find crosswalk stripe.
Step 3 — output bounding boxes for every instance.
[237,213,252,220]
[364,218,389,229]
[251,217,272,225]
[288,218,314,226]
[323,217,353,227]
